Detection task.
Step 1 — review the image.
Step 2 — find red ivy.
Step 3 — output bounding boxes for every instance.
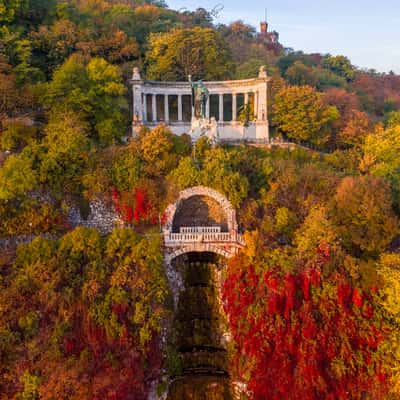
[61,307,162,400]
[222,247,388,400]
[111,187,158,225]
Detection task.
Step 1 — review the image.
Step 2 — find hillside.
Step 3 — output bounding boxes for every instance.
[1,1,400,399]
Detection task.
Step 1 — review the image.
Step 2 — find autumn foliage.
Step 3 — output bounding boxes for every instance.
[222,246,389,399]
[111,186,159,225]
[1,0,400,398]
[0,228,169,399]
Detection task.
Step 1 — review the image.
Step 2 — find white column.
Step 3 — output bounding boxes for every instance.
[143,94,147,122]
[178,94,183,121]
[132,84,143,123]
[219,94,224,122]
[152,94,157,122]
[244,92,249,106]
[164,94,169,123]
[258,83,267,121]
[206,96,210,119]
[232,93,237,121]
[254,91,259,120]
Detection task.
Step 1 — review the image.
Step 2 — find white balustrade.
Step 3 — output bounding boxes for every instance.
[165,228,242,244]
[180,226,221,234]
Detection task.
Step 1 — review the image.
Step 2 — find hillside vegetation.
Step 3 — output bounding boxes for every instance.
[1,1,400,399]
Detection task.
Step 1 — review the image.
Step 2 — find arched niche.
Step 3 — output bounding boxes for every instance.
[163,186,238,235]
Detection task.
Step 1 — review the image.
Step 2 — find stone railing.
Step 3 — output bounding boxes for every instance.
[165,230,244,245]
[180,226,221,234]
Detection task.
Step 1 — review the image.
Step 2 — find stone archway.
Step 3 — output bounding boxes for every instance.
[163,186,238,233]
[162,186,243,262]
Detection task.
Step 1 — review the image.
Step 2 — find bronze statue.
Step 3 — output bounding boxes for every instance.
[190,78,209,119]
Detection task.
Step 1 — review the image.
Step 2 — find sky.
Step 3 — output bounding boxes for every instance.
[166,0,400,73]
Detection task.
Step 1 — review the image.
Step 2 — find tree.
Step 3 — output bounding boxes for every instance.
[111,146,142,193]
[350,71,385,115]
[167,156,200,190]
[377,253,400,396]
[294,205,338,257]
[12,39,44,84]
[285,61,317,87]
[323,88,360,119]
[39,112,89,196]
[199,147,249,208]
[331,176,399,256]
[146,27,234,81]
[337,109,371,148]
[277,51,320,75]
[0,149,37,200]
[322,88,370,149]
[322,55,355,81]
[385,111,400,128]
[136,125,189,178]
[259,158,340,223]
[0,0,25,22]
[0,122,38,151]
[0,72,20,122]
[361,124,400,210]
[272,85,339,147]
[41,55,127,145]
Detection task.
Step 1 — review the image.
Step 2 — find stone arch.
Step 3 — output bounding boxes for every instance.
[163,186,238,235]
[165,243,234,266]
[162,186,243,307]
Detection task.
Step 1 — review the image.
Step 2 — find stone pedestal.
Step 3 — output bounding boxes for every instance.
[189,117,219,144]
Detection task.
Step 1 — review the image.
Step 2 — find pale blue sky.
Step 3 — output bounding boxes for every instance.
[166,0,400,73]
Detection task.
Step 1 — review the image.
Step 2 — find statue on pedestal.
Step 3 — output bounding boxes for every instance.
[188,76,219,144]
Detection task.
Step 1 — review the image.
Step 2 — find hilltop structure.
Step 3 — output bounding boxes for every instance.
[258,20,279,44]
[130,66,270,143]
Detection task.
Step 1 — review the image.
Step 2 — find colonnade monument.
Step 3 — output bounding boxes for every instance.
[130,66,270,143]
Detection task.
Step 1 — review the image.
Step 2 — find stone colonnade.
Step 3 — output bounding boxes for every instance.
[131,67,270,141]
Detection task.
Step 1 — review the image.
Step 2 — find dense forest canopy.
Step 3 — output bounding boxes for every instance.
[1,1,400,399]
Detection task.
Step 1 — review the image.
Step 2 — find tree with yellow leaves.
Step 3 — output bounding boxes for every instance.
[272,85,339,148]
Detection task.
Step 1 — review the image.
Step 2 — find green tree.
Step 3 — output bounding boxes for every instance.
[272,85,339,147]
[200,147,249,208]
[168,156,200,190]
[294,205,338,257]
[322,55,355,81]
[0,122,37,151]
[12,39,44,84]
[385,111,400,128]
[0,149,37,200]
[285,61,317,87]
[39,112,89,196]
[41,55,127,145]
[111,146,142,193]
[146,27,234,81]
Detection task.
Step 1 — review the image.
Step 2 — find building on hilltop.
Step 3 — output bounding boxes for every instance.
[130,66,270,143]
[258,20,279,44]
